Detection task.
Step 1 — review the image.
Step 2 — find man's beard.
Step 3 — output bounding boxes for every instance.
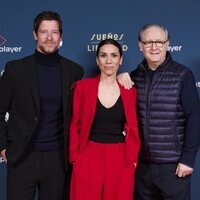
[38,44,59,54]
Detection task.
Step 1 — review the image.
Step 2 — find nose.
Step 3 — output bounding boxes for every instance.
[151,42,157,49]
[47,33,52,40]
[106,56,112,63]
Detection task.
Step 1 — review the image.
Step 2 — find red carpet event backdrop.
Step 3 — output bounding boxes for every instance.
[1,0,200,199]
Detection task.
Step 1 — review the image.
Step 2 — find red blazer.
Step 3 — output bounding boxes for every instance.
[69,75,140,166]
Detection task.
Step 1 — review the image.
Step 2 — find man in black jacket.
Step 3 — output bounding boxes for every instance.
[0,11,83,200]
[118,24,200,200]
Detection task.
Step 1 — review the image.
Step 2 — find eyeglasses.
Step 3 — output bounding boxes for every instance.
[141,40,168,48]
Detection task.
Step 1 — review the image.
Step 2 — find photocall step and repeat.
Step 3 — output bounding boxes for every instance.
[1,0,200,199]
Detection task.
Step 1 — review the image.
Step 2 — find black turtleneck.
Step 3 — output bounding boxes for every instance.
[28,50,63,151]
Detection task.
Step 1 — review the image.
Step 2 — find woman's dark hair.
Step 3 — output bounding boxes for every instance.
[96,39,122,57]
[33,11,62,35]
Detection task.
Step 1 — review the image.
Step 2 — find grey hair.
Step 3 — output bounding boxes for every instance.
[138,24,170,41]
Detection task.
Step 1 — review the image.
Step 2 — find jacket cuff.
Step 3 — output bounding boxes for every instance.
[179,150,197,168]
[0,142,7,153]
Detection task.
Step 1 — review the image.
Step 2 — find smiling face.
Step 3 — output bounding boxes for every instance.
[33,20,62,54]
[96,44,123,78]
[139,26,169,70]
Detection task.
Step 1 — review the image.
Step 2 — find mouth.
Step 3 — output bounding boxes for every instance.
[104,66,114,70]
[150,52,160,55]
[45,43,55,45]
[43,41,56,45]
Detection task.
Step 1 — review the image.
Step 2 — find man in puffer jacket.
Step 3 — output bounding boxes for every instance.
[118,24,200,200]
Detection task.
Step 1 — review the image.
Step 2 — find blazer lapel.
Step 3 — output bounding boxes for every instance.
[24,56,40,113]
[88,76,100,120]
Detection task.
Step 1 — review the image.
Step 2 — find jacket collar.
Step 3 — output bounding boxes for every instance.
[139,52,173,72]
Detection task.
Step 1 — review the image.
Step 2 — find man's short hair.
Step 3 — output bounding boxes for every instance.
[33,11,63,35]
[138,24,170,42]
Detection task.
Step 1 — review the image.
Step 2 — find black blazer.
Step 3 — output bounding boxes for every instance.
[0,54,84,166]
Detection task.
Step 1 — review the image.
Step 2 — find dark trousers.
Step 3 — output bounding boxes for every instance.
[134,163,191,200]
[7,150,66,200]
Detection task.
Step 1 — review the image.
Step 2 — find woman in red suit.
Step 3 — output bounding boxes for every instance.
[69,39,140,200]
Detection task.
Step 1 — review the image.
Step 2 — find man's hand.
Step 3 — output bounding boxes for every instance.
[117,72,134,89]
[175,163,193,177]
[0,149,7,163]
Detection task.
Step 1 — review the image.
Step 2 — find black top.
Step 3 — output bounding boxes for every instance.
[28,50,63,151]
[89,96,126,143]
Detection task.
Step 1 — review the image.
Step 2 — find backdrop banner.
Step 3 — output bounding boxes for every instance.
[1,0,200,199]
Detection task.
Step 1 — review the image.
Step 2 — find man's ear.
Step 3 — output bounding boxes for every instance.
[166,40,170,50]
[33,31,37,41]
[138,42,142,51]
[59,40,63,47]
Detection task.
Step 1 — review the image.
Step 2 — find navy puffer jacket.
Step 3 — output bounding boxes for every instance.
[131,53,189,163]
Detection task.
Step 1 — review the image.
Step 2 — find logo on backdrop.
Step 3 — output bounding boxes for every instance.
[0,34,22,54]
[0,35,7,46]
[87,33,182,53]
[196,81,200,88]
[167,45,182,52]
[87,33,128,52]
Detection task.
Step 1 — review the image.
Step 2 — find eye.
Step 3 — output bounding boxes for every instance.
[39,30,48,34]
[141,40,168,48]
[111,53,118,57]
[143,41,152,45]
[99,53,106,58]
[155,41,164,45]
[52,31,60,34]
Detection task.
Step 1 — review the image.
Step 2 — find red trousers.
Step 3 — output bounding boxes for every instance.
[70,141,135,200]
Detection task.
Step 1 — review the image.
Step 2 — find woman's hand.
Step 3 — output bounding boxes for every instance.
[117,72,134,89]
